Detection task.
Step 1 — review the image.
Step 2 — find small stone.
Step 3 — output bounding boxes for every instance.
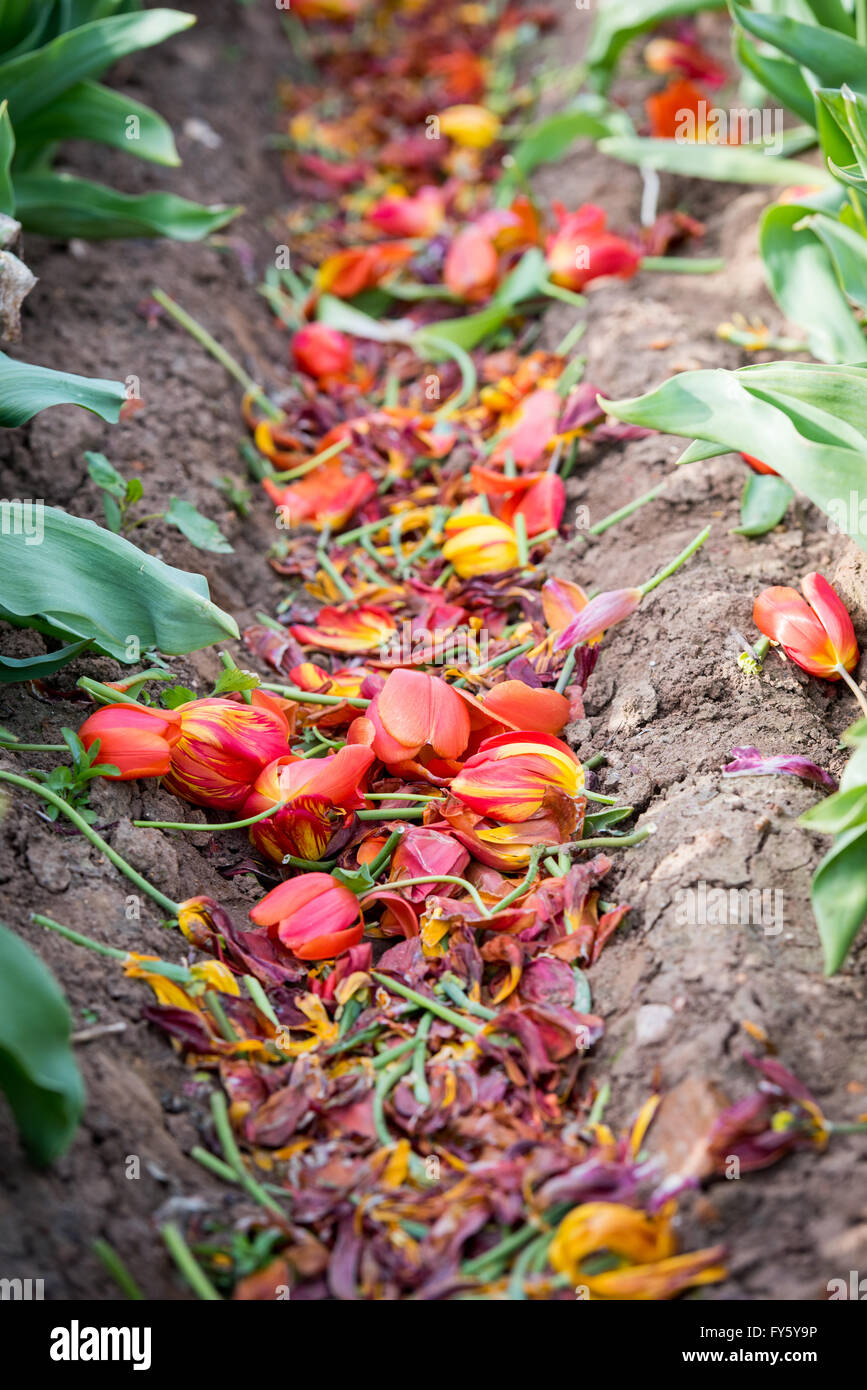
[26,841,70,893]
[635,1003,674,1046]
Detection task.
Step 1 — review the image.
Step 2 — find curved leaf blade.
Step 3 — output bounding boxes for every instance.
[759,202,867,362]
[0,8,195,123]
[0,637,90,683]
[731,3,867,93]
[597,135,833,185]
[14,81,180,167]
[0,506,239,659]
[0,921,85,1165]
[13,172,239,240]
[811,824,867,972]
[733,472,794,536]
[0,349,126,425]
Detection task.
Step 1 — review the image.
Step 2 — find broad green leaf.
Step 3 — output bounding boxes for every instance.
[840,740,867,787]
[0,0,55,60]
[316,294,415,344]
[0,349,125,425]
[0,9,195,123]
[165,497,233,554]
[13,172,239,240]
[802,0,856,34]
[811,823,867,972]
[805,210,867,308]
[759,202,867,362]
[814,86,867,170]
[597,135,833,184]
[503,101,632,179]
[735,33,819,127]
[800,784,867,833]
[731,3,867,94]
[585,0,725,87]
[0,505,239,659]
[0,637,90,683]
[85,449,126,497]
[601,361,867,551]
[0,921,85,1165]
[14,81,179,167]
[0,100,14,214]
[733,471,794,535]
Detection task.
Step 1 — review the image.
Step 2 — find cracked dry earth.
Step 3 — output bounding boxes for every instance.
[0,0,866,1299]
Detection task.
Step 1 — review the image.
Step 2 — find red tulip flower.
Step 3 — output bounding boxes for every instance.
[291,324,354,381]
[480,680,571,736]
[503,472,566,534]
[368,186,446,238]
[162,691,292,811]
[742,453,779,477]
[450,731,584,823]
[753,573,860,683]
[546,203,641,292]
[359,668,471,780]
[78,704,182,779]
[243,744,375,862]
[250,873,363,960]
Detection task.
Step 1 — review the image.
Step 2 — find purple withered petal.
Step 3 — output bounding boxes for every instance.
[723,746,837,789]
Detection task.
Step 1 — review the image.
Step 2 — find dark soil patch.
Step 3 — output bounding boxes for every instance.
[0,1,865,1301]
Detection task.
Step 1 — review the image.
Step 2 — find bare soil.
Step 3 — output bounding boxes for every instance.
[0,1,865,1300]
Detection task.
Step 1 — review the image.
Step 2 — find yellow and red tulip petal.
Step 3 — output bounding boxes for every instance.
[450,730,583,822]
[481,680,571,735]
[553,587,643,651]
[289,604,396,653]
[545,202,641,292]
[441,514,519,578]
[542,575,591,633]
[754,574,858,678]
[646,78,730,142]
[78,704,181,780]
[438,103,501,148]
[644,37,728,88]
[263,461,377,531]
[389,826,470,900]
[162,696,291,811]
[280,742,375,808]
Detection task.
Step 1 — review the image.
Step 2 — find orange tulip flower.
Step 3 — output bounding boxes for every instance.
[162,691,292,811]
[362,668,471,779]
[243,744,375,862]
[546,203,641,292]
[291,323,354,381]
[549,1202,726,1300]
[289,605,396,653]
[78,704,182,779]
[263,461,377,531]
[502,472,566,534]
[480,680,571,736]
[312,241,415,301]
[644,38,728,88]
[742,452,779,477]
[450,730,584,822]
[753,573,860,682]
[249,872,363,960]
[368,186,446,238]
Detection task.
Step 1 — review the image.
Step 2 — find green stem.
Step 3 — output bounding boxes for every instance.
[555,648,577,695]
[77,676,143,708]
[91,1239,145,1301]
[284,852,337,870]
[270,435,351,482]
[33,913,127,961]
[540,280,586,309]
[220,650,251,704]
[639,525,710,597]
[210,1091,287,1221]
[317,547,356,602]
[134,799,291,832]
[370,972,484,1036]
[361,873,489,917]
[837,663,867,718]
[0,740,67,752]
[161,1222,222,1301]
[260,682,369,708]
[371,1054,414,1146]
[411,1013,433,1106]
[589,484,663,536]
[2,771,179,916]
[366,827,404,879]
[205,991,238,1043]
[640,256,724,274]
[243,975,280,1027]
[439,975,497,1020]
[356,807,425,821]
[578,828,650,850]
[515,512,529,567]
[152,288,281,421]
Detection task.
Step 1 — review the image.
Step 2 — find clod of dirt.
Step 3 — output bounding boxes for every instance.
[635,1002,674,1046]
